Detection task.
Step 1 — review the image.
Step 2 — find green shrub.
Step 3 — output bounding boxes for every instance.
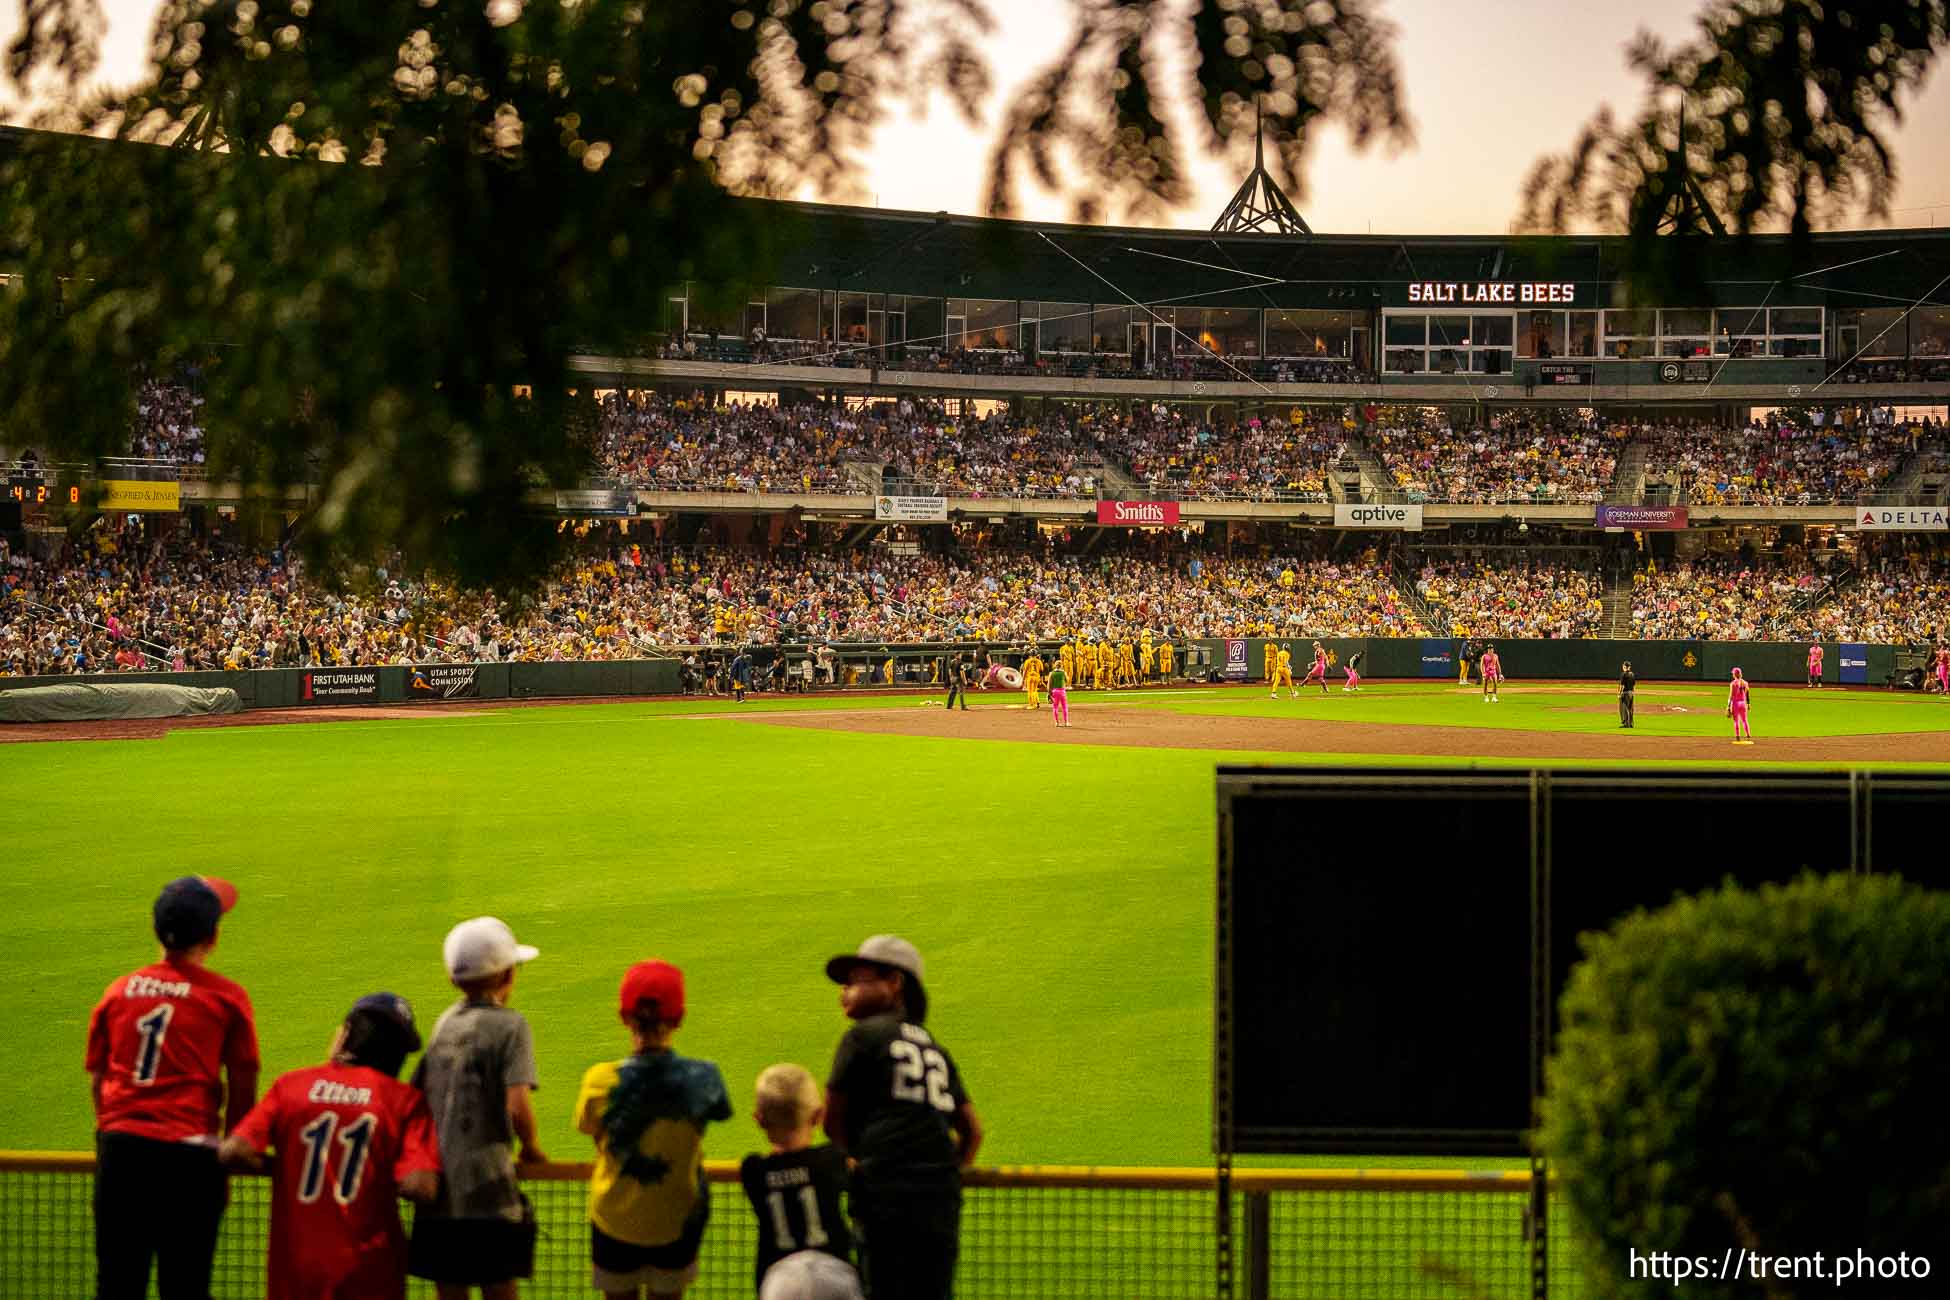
[1541,873,1950,1298]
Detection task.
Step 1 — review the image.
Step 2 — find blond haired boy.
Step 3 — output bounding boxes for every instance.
[739,1064,855,1294]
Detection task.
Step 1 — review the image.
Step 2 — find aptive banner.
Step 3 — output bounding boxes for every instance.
[1596,505,1690,530]
[1224,639,1250,680]
[299,669,380,705]
[554,489,638,517]
[875,495,949,522]
[101,480,182,513]
[407,664,482,701]
[1097,500,1181,527]
[1839,644,1868,685]
[1852,505,1948,532]
[1334,504,1424,531]
[1420,639,1455,678]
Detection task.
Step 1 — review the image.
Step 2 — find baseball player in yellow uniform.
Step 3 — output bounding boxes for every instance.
[1139,630,1155,683]
[1098,642,1115,690]
[1058,641,1075,692]
[1157,640,1174,681]
[1272,645,1296,698]
[1263,640,1277,688]
[1118,641,1136,689]
[1023,650,1044,711]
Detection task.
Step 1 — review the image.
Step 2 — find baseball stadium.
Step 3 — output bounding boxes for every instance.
[6,4,1950,1295]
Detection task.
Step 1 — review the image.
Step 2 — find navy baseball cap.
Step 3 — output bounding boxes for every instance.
[348,992,423,1054]
[153,876,238,950]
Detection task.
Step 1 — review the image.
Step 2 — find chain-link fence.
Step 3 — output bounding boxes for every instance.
[0,1153,1593,1298]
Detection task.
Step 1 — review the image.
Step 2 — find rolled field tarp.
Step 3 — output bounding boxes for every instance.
[0,682,243,723]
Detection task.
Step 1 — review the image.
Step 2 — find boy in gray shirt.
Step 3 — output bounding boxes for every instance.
[410,917,548,1300]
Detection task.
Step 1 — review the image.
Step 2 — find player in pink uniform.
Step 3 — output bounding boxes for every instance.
[1936,646,1949,697]
[1342,650,1364,693]
[1300,641,1330,695]
[1727,667,1754,743]
[1806,643,1823,688]
[1480,646,1502,702]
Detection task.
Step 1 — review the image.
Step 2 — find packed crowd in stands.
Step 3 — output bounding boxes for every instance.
[1414,556,1607,638]
[130,379,208,464]
[1800,545,1950,643]
[1119,411,1349,501]
[1628,553,1836,640]
[1641,416,1919,505]
[1370,411,1622,504]
[1,524,1431,675]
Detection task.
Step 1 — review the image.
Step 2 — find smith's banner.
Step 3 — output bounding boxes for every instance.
[1596,505,1690,530]
[1839,643,1869,685]
[1420,639,1456,678]
[101,480,182,513]
[1097,500,1181,527]
[1224,639,1250,680]
[554,489,638,517]
[1333,504,1423,531]
[875,495,949,522]
[407,664,482,701]
[299,669,380,705]
[1851,505,1948,531]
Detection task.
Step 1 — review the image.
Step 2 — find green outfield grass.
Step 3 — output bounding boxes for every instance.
[6,680,1949,1172]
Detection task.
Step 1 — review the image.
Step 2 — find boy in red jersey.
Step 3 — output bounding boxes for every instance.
[222,993,441,1300]
[86,875,259,1300]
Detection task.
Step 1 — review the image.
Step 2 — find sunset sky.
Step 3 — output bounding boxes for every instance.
[7,0,1947,235]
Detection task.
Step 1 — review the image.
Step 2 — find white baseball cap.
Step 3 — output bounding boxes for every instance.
[759,1252,864,1300]
[443,917,540,981]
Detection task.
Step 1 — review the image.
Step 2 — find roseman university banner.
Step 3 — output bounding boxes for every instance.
[1595,505,1689,530]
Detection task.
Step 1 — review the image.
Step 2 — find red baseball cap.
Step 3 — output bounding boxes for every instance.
[619,960,685,1027]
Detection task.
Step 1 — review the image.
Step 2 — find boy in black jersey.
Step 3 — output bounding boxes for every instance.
[823,936,983,1300]
[741,1064,854,1294]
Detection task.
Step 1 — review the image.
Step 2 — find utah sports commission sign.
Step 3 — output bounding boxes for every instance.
[1097,500,1181,526]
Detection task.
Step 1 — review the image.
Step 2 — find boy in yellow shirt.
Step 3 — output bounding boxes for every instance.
[575,962,732,1299]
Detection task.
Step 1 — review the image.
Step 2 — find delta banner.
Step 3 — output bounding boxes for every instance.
[875,495,949,522]
[406,664,482,701]
[1839,644,1869,685]
[1420,639,1456,677]
[1852,505,1948,532]
[1596,505,1689,531]
[554,489,638,517]
[299,669,380,705]
[1333,504,1424,532]
[101,479,182,513]
[1224,639,1250,680]
[1097,500,1181,527]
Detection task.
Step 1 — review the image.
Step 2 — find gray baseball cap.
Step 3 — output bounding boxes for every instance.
[826,934,929,1023]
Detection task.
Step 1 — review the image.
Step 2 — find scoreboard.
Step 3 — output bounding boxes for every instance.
[4,469,83,506]
[3,468,181,512]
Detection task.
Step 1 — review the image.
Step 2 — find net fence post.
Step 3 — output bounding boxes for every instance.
[1245,1189,1271,1300]
[1530,1155,1550,1300]
[1215,791,1236,1300]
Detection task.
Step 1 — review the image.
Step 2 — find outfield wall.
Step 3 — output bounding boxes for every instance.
[0,639,1917,715]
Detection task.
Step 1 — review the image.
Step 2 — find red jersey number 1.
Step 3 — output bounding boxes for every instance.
[132,1005,175,1086]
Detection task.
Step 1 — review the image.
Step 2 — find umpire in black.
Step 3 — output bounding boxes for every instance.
[825,936,982,1299]
[943,652,969,711]
[1618,660,1636,728]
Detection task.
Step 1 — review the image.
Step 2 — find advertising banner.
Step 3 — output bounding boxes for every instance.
[1839,644,1868,685]
[1224,639,1250,680]
[1595,505,1690,530]
[101,480,182,513]
[299,669,379,705]
[1420,639,1456,678]
[1333,504,1424,531]
[1851,505,1948,531]
[1097,500,1182,527]
[406,664,482,701]
[1537,363,1592,386]
[553,489,638,517]
[875,495,949,522]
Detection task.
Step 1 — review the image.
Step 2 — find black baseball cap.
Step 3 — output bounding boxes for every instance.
[153,876,238,950]
[341,992,422,1071]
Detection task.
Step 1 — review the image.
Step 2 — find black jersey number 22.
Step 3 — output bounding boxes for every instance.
[889,1040,954,1112]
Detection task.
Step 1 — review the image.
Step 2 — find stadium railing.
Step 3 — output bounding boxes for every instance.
[0,1152,1594,1299]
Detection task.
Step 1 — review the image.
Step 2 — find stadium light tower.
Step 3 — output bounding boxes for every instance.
[1211,99,1312,237]
[1652,93,1727,237]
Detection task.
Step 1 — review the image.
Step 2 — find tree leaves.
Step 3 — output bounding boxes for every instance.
[1516,0,1949,247]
